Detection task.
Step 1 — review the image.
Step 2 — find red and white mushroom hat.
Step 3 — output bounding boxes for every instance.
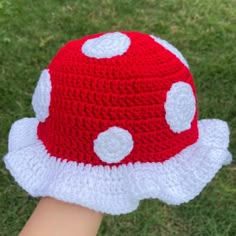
[4,32,232,214]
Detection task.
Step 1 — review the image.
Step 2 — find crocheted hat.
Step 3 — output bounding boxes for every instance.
[4,31,232,215]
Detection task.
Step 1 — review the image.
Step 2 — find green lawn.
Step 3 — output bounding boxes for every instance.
[0,0,235,235]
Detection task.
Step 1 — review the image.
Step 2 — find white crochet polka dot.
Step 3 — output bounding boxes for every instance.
[165,82,196,133]
[93,126,134,164]
[150,35,189,68]
[32,69,52,122]
[82,32,131,59]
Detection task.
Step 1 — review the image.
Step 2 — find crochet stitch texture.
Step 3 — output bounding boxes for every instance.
[4,31,232,214]
[38,32,198,165]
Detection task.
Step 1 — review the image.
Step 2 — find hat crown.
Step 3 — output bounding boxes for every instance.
[34,31,198,166]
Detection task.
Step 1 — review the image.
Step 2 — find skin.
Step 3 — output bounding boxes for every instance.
[19,197,103,236]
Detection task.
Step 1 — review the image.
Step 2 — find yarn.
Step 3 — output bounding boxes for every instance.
[3,31,232,215]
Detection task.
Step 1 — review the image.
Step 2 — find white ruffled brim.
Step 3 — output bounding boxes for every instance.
[4,118,232,215]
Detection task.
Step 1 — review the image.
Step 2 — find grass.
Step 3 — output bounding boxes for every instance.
[0,0,235,235]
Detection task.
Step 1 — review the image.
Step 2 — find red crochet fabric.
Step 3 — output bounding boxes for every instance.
[37,32,198,166]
